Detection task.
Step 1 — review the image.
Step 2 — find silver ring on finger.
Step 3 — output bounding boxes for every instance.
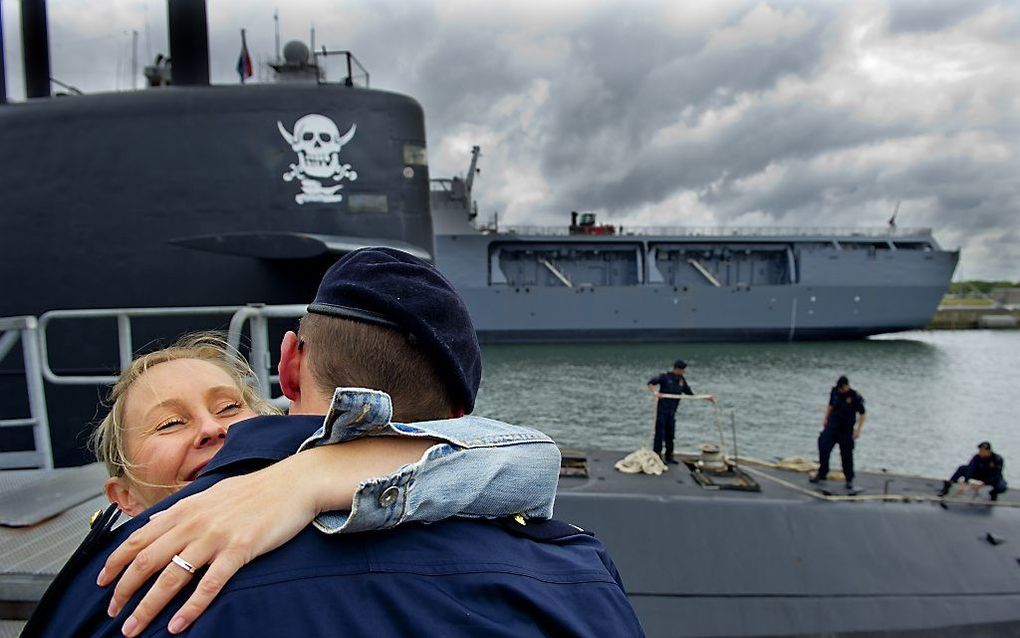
[170,554,198,575]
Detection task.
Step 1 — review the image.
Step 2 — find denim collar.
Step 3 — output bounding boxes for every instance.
[316,387,394,441]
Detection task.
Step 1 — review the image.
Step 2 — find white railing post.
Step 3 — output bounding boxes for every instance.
[117,313,133,371]
[0,316,52,469]
[21,322,53,469]
[249,311,271,400]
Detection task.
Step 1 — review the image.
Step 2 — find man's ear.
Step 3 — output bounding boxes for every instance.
[105,477,144,517]
[279,330,303,403]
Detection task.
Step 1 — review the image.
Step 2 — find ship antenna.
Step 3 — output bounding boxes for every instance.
[273,8,280,63]
[131,30,138,89]
[0,4,6,103]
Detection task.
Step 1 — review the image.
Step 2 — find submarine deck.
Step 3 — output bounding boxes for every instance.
[1,453,1018,637]
[557,449,1019,505]
[554,450,1020,638]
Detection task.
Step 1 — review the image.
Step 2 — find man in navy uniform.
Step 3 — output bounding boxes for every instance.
[647,360,712,464]
[810,375,866,492]
[26,248,644,637]
[939,441,1008,501]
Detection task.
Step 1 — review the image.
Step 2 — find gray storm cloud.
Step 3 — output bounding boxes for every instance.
[3,0,1017,278]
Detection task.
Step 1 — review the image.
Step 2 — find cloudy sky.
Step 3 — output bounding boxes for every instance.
[3,0,1018,279]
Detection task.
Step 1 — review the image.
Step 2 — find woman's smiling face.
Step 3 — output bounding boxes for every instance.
[112,358,257,512]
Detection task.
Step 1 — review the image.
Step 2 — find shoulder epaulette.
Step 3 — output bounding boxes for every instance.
[497,515,593,541]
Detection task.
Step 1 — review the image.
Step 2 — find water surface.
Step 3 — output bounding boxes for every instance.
[475,330,1019,483]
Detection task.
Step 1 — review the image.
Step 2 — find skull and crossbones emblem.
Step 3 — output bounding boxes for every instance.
[277,114,358,204]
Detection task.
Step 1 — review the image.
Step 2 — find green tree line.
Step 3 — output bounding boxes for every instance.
[948,280,1020,295]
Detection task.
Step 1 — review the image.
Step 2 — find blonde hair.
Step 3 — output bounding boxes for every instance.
[90,332,279,486]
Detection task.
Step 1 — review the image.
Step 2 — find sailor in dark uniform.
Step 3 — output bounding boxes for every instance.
[811,375,866,491]
[647,360,712,464]
[24,248,645,638]
[939,441,1008,501]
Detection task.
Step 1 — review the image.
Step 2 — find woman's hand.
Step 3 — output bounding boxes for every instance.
[98,456,323,636]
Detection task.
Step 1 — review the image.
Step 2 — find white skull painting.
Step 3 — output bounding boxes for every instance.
[277,114,358,204]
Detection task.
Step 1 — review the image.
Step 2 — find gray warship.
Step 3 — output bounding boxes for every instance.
[2,2,1015,637]
[432,147,959,343]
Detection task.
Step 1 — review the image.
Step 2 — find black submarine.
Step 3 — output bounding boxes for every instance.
[1,2,1018,636]
[1,0,435,468]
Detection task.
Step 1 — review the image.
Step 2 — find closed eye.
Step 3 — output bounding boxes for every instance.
[155,418,185,432]
[217,402,243,416]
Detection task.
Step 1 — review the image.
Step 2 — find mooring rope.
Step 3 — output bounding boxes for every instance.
[736,456,1019,508]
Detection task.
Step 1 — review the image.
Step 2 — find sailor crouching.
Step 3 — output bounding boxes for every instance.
[940,441,1008,501]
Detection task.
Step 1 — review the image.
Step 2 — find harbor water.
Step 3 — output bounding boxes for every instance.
[476,330,1019,484]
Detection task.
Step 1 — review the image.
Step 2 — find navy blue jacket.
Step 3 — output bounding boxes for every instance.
[965,452,1005,484]
[825,387,866,433]
[28,416,644,637]
[648,372,693,412]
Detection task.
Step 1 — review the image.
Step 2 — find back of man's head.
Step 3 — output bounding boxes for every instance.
[300,247,482,421]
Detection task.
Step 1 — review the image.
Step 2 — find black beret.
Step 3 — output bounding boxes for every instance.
[307,247,482,413]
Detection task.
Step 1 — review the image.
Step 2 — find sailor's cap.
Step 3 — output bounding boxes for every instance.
[307,247,482,413]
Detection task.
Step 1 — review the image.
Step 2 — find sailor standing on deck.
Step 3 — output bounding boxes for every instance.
[811,375,866,492]
[647,360,712,465]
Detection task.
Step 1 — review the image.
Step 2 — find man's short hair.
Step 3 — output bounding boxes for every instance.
[836,375,849,387]
[978,441,992,451]
[306,247,481,413]
[299,313,455,422]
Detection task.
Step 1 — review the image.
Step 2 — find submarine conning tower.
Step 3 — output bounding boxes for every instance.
[0,0,432,466]
[0,0,433,320]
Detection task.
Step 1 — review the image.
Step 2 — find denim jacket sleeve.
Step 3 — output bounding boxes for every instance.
[295,388,561,534]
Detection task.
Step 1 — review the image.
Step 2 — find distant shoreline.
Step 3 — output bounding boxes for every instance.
[927,307,1020,330]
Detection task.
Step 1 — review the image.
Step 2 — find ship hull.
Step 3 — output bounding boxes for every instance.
[461,284,951,343]
[435,233,959,343]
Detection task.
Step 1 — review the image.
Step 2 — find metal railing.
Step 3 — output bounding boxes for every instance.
[4,306,249,470]
[496,225,933,239]
[0,316,52,469]
[313,49,369,88]
[29,304,306,396]
[1,303,333,469]
[37,306,245,386]
[227,305,306,408]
